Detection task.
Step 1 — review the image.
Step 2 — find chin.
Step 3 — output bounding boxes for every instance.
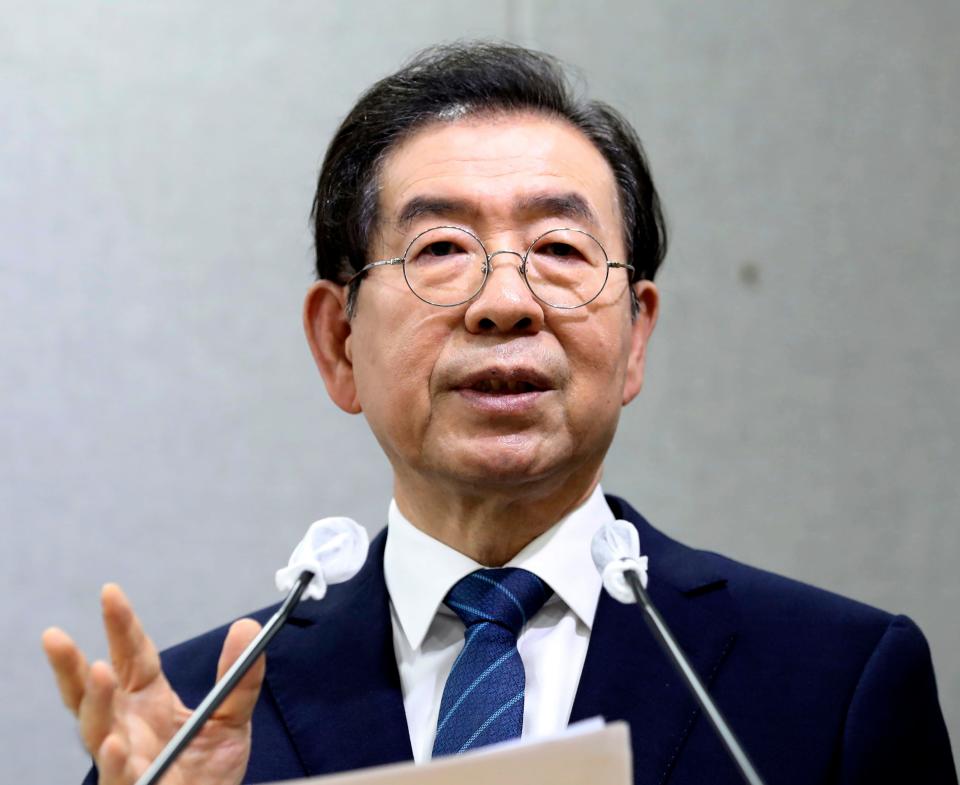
[432,433,569,488]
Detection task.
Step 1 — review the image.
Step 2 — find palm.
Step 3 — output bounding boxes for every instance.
[121,686,251,785]
[43,585,264,785]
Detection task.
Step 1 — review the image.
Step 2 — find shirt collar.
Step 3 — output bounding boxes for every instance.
[383,484,612,651]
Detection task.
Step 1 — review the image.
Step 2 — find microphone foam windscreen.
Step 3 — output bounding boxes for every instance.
[275,517,370,600]
[590,519,641,573]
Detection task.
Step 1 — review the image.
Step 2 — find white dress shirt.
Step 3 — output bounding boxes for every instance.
[383,484,613,763]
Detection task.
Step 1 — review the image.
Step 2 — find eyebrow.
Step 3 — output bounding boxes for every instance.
[395,196,478,231]
[394,191,600,232]
[514,192,599,228]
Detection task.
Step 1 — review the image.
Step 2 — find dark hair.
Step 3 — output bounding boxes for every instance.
[310,42,667,314]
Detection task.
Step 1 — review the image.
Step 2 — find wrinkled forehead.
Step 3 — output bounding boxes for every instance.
[373,112,624,251]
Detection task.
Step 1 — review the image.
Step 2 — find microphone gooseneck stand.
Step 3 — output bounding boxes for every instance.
[623,570,767,785]
[134,569,314,785]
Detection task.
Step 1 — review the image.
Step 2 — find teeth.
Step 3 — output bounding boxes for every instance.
[471,378,540,393]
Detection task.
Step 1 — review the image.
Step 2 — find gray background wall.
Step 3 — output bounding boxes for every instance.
[1,2,957,780]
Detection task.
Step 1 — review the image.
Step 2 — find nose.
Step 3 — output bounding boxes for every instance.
[464,250,546,335]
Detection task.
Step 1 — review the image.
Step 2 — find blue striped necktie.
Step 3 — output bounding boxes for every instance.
[432,567,552,757]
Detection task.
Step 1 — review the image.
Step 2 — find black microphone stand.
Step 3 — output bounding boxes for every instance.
[624,570,767,785]
[134,570,314,785]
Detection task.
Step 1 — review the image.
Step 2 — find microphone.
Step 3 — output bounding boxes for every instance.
[275,516,370,599]
[135,517,369,785]
[591,520,766,785]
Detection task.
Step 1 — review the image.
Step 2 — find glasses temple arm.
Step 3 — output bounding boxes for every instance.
[345,257,404,286]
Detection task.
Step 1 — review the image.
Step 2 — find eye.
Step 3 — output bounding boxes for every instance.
[421,240,462,257]
[540,242,582,258]
[533,240,592,265]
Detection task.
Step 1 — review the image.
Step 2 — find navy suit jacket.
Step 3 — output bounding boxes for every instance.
[85,496,956,784]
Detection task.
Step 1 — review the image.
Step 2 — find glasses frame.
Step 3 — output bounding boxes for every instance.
[345,225,635,309]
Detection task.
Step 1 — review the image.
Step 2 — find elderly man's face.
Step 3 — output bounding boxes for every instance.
[307,113,657,497]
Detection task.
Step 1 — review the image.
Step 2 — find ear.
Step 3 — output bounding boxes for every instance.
[622,280,659,406]
[303,281,362,414]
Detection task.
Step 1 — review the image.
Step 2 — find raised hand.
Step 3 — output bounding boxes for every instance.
[42,584,265,785]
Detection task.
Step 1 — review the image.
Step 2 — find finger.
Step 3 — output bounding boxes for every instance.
[101,583,163,691]
[42,627,90,714]
[97,732,133,785]
[213,619,265,727]
[78,660,117,756]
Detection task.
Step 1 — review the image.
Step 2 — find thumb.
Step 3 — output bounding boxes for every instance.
[211,619,265,727]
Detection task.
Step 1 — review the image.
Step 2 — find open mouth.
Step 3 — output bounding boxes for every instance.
[469,379,544,394]
[453,368,553,413]
[453,366,555,405]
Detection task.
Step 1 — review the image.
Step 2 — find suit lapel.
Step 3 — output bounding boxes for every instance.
[263,530,414,777]
[570,497,739,785]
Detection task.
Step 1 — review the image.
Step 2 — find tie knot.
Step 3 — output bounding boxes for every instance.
[443,568,552,636]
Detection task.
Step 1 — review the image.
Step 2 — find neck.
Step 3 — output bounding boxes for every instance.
[393,468,602,566]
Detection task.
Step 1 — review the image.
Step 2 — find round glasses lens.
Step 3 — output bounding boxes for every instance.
[402,227,487,306]
[525,229,608,307]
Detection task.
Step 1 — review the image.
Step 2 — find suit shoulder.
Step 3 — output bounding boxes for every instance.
[157,563,377,705]
[159,601,282,706]
[608,494,897,642]
[703,546,894,633]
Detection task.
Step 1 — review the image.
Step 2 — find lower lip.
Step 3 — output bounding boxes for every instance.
[455,388,550,414]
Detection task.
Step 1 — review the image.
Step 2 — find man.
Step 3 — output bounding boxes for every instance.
[43,43,955,785]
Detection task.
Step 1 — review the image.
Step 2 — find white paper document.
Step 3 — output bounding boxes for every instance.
[270,719,632,785]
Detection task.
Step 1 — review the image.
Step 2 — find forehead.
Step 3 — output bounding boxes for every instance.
[376,112,622,242]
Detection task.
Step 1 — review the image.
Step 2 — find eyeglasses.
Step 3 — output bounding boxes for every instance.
[345,226,634,309]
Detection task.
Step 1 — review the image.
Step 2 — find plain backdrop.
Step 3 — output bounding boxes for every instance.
[1,2,957,781]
